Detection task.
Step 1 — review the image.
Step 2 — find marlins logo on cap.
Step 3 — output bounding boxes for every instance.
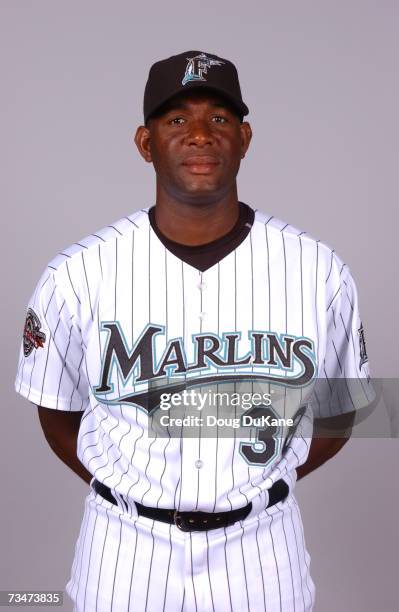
[182,53,225,86]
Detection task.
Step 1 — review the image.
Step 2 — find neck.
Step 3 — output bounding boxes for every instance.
[154,185,240,246]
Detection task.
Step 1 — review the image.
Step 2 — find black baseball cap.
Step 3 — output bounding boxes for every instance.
[143,50,249,123]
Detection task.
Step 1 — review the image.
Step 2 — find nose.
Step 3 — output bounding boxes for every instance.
[185,120,214,146]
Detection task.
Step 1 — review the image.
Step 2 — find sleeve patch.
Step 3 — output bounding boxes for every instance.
[358,322,368,369]
[23,308,46,357]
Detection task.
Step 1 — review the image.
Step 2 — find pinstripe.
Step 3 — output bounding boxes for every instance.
[189,532,199,612]
[265,511,282,612]
[254,518,267,612]
[44,285,56,316]
[143,521,156,612]
[140,420,158,504]
[98,244,103,280]
[94,506,111,610]
[110,513,124,612]
[81,252,93,321]
[322,364,335,417]
[66,260,81,304]
[339,312,350,342]
[326,286,341,311]
[325,249,335,283]
[27,345,38,398]
[39,296,65,405]
[332,306,336,329]
[287,503,306,611]
[194,270,203,511]
[93,419,121,480]
[55,325,74,408]
[92,233,106,243]
[227,251,238,511]
[39,273,52,294]
[211,263,221,513]
[248,228,263,497]
[205,530,216,612]
[223,527,234,612]
[69,341,85,409]
[139,228,160,505]
[343,280,354,309]
[101,420,125,486]
[87,429,108,472]
[331,340,343,374]
[16,354,24,392]
[175,260,186,511]
[127,515,140,611]
[288,496,314,607]
[239,521,251,612]
[124,216,139,227]
[125,409,145,501]
[162,525,173,612]
[82,509,101,609]
[279,509,296,610]
[69,493,93,602]
[107,225,123,236]
[157,402,171,507]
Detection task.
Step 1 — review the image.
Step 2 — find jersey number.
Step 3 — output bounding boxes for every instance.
[239,405,281,467]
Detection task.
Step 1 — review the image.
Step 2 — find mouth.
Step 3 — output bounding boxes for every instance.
[182,155,221,174]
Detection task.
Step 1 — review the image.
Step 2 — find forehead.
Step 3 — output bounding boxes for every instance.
[167,89,231,107]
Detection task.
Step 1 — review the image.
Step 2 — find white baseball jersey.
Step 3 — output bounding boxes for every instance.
[15,207,373,612]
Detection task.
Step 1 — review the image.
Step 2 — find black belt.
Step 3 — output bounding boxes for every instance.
[91,478,289,532]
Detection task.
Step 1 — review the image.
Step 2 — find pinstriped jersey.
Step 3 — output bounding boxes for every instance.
[15,208,374,512]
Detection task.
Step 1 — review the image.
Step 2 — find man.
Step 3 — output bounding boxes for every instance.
[15,50,374,611]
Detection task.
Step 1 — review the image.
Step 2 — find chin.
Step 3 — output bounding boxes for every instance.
[184,179,222,195]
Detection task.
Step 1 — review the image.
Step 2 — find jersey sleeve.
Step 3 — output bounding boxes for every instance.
[14,268,89,411]
[310,261,375,419]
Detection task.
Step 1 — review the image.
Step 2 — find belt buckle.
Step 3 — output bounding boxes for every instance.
[173,510,193,532]
[174,510,221,532]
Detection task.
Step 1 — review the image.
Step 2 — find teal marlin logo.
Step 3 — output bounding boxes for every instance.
[182,53,224,86]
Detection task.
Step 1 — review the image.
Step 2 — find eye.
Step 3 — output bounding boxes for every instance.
[169,116,185,125]
[212,115,228,123]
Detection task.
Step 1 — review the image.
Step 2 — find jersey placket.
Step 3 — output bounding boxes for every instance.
[177,265,216,511]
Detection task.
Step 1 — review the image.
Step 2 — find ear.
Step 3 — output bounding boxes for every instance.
[134,125,153,163]
[239,121,252,159]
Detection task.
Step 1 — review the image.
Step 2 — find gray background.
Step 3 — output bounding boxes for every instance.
[1,1,398,611]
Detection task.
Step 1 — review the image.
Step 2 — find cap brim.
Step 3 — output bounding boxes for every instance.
[145,82,249,122]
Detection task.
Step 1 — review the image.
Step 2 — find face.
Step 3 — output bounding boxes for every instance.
[134,90,252,205]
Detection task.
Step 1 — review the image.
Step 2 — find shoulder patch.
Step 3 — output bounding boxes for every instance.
[23,308,46,357]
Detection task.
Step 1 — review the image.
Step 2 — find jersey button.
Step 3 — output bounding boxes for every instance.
[195,459,203,469]
[197,282,207,291]
[198,312,207,320]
